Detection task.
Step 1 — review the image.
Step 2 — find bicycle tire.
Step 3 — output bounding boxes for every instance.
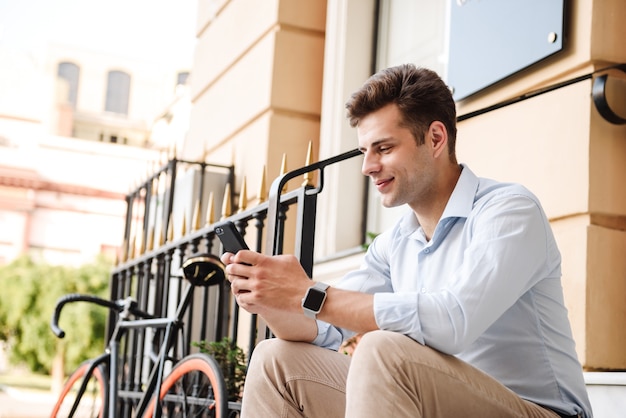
[50,360,108,418]
[145,353,228,418]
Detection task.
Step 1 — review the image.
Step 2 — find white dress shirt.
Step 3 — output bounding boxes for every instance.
[313,164,592,418]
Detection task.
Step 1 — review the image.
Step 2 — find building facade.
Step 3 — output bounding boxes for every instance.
[0,36,187,266]
[183,0,626,376]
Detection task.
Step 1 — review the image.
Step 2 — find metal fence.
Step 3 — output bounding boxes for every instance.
[106,148,361,415]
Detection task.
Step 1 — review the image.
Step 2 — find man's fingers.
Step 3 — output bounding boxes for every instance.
[230,277,252,296]
[220,252,235,265]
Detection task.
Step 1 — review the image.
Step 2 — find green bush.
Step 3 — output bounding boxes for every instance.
[0,255,111,374]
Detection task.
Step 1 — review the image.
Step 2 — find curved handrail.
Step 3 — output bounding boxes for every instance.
[265,148,362,255]
[458,63,626,125]
[591,64,626,125]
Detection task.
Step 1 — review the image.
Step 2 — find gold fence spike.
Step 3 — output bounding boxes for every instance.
[129,235,137,260]
[192,200,202,231]
[280,153,288,193]
[205,192,215,226]
[146,226,154,252]
[238,176,248,213]
[221,183,232,220]
[120,238,128,264]
[302,141,313,187]
[167,214,174,242]
[257,165,267,204]
[138,230,146,255]
[181,210,188,237]
[280,153,288,175]
[159,224,166,246]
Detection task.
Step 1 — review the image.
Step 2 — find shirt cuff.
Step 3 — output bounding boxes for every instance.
[312,320,343,350]
[374,292,425,344]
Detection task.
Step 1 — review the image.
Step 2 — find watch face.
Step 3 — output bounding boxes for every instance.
[305,288,326,311]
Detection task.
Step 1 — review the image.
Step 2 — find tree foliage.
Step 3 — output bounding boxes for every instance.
[0,255,111,374]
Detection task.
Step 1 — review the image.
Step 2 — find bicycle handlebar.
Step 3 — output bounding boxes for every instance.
[50,293,154,338]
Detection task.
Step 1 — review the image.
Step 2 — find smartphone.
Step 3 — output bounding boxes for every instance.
[214,221,249,254]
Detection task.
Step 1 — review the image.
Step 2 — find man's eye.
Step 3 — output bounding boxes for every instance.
[379,146,391,153]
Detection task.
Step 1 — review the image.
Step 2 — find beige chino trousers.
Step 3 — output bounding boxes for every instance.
[240,330,563,418]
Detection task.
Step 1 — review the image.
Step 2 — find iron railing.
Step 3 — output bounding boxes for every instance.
[106,148,361,416]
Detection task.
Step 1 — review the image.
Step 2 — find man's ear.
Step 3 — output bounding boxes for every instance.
[428,121,448,158]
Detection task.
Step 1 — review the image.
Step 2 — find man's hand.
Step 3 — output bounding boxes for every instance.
[220,250,378,341]
[221,250,311,313]
[220,250,319,341]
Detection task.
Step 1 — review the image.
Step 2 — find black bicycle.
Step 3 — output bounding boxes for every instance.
[49,253,231,418]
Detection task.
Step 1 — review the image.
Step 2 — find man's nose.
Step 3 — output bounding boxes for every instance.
[361,152,380,176]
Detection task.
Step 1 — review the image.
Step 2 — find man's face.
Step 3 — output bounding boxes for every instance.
[357,104,435,211]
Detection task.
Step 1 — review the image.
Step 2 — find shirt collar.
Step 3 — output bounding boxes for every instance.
[440,163,479,220]
[398,164,479,237]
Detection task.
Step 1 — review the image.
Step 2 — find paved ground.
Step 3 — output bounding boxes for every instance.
[0,386,55,418]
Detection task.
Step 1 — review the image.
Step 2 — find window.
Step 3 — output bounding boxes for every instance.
[366,0,450,235]
[177,71,190,86]
[105,70,131,115]
[376,0,449,77]
[57,62,80,109]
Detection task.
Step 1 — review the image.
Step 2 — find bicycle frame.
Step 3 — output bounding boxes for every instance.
[114,283,196,417]
[57,281,198,418]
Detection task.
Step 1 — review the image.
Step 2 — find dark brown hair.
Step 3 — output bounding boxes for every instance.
[346,64,457,159]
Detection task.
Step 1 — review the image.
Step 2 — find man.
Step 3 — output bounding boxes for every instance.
[222,64,592,418]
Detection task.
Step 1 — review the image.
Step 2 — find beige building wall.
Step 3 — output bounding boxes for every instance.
[456,0,626,370]
[185,0,327,211]
[187,0,626,371]
[184,0,328,346]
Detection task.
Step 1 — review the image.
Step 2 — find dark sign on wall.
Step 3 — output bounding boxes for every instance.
[448,0,566,101]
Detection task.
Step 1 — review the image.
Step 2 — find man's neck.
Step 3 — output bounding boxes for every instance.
[413,164,462,241]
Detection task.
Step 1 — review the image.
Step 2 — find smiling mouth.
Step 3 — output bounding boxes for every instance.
[375,178,393,190]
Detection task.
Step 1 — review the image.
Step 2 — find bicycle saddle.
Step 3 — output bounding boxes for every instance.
[182,253,226,287]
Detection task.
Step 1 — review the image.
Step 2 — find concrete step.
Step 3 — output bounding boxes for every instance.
[584,372,626,418]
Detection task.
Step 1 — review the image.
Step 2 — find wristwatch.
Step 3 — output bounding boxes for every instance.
[301,282,330,319]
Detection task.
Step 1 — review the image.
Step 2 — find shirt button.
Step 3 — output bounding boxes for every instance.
[424,248,430,253]
[421,288,427,293]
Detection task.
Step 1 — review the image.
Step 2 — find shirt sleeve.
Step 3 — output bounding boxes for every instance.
[311,237,396,350]
[374,193,557,354]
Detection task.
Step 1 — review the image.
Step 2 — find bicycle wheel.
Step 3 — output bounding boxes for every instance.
[145,353,228,418]
[50,360,108,418]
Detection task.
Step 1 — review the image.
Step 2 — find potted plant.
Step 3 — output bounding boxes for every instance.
[193,337,247,402]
